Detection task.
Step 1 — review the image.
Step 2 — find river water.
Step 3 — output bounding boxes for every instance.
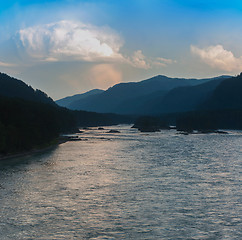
[0,125,241,239]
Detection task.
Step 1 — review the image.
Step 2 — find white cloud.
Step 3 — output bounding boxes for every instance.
[17,20,124,62]
[191,44,242,71]
[153,57,176,67]
[14,20,177,71]
[128,51,176,69]
[130,50,151,69]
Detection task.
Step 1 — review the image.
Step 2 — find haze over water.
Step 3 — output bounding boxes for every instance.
[0,125,241,239]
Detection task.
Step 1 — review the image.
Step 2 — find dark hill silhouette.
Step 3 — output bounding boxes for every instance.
[175,73,242,132]
[0,72,54,105]
[0,95,76,155]
[59,75,226,113]
[200,73,242,110]
[113,90,167,115]
[56,89,104,108]
[0,73,76,155]
[0,73,132,157]
[145,76,230,115]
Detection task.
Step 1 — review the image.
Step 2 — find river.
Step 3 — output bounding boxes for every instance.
[0,125,241,239]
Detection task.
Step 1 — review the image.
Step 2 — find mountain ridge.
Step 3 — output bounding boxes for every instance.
[56,74,232,114]
[56,89,104,108]
[0,72,55,105]
[0,72,132,156]
[144,76,229,115]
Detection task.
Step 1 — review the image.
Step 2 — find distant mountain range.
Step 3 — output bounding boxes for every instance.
[1,70,242,155]
[56,75,231,115]
[56,89,104,108]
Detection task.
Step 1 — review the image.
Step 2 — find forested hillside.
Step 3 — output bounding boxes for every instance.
[176,74,242,131]
[0,73,132,157]
[0,96,76,155]
[0,73,54,105]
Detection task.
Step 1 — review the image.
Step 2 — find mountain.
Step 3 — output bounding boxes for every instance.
[144,75,231,115]
[200,73,242,110]
[0,73,77,155]
[113,89,168,115]
[59,75,225,113]
[175,73,242,131]
[56,89,104,108]
[0,72,54,105]
[0,73,131,156]
[0,94,76,156]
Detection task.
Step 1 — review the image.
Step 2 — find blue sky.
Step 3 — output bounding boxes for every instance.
[0,0,242,99]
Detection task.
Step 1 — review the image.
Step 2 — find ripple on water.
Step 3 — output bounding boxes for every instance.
[0,125,241,239]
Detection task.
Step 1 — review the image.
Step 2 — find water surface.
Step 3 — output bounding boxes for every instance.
[0,125,241,239]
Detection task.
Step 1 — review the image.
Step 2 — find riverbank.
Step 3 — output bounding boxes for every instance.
[0,128,113,162]
[0,136,70,162]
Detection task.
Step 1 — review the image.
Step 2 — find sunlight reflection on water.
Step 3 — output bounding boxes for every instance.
[0,125,241,239]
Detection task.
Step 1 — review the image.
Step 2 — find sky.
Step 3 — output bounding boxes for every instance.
[0,0,242,99]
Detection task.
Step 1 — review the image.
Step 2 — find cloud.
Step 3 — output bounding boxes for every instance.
[129,50,151,69]
[15,20,176,70]
[153,57,176,67]
[191,44,242,71]
[128,50,176,69]
[17,20,124,62]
